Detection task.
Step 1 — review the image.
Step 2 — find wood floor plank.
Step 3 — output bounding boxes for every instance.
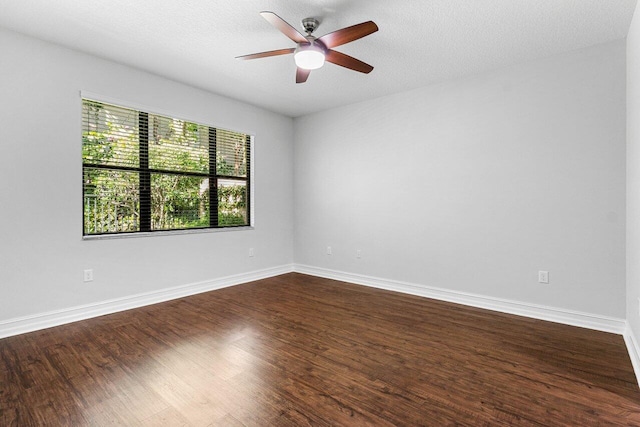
[1,272,639,426]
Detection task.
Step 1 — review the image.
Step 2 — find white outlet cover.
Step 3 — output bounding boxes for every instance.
[538,271,549,284]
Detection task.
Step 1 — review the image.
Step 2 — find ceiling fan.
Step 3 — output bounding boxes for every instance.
[236,12,378,83]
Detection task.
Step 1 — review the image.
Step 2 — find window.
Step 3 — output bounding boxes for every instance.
[82,98,251,236]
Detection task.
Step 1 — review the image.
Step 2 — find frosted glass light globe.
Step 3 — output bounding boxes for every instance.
[294,45,325,70]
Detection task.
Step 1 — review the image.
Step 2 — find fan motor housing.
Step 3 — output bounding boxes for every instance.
[301,17,320,35]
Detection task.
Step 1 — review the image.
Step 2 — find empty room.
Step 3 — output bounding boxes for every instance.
[3,0,640,425]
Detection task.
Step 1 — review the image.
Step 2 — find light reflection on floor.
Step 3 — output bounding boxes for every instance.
[77,324,264,424]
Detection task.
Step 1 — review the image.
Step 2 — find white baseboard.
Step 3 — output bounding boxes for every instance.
[624,324,640,387]
[1,263,632,376]
[293,264,627,334]
[0,264,294,339]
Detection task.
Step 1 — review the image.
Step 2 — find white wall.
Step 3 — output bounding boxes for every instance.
[0,29,294,322]
[628,4,640,344]
[294,40,626,318]
[0,25,629,333]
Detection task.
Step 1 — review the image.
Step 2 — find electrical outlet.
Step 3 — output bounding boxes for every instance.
[356,249,362,259]
[249,248,254,257]
[327,246,332,255]
[538,270,549,284]
[83,269,94,282]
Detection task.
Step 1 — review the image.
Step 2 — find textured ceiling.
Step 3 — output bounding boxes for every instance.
[0,0,637,117]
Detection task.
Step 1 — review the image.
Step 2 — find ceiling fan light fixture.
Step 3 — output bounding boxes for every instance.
[294,44,325,70]
[237,12,378,83]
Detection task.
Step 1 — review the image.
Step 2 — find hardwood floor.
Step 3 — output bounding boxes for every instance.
[1,273,639,426]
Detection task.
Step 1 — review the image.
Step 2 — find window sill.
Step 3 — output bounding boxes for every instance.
[82,226,254,241]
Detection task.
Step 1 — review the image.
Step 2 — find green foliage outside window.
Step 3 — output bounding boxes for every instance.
[82,99,250,235]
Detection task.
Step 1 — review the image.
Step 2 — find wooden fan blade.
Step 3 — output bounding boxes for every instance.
[317,21,378,49]
[325,50,374,74]
[260,11,308,44]
[296,67,311,84]
[236,48,295,60]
